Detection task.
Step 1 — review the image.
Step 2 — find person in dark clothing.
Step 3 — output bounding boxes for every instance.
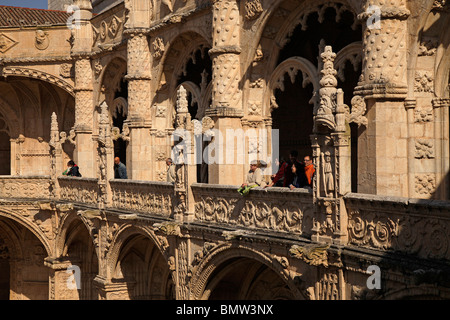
[266,157,288,188]
[66,160,82,177]
[284,150,307,188]
[289,162,307,190]
[114,157,128,179]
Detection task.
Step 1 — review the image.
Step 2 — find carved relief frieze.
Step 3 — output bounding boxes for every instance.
[110,181,174,216]
[193,186,312,234]
[348,209,399,250]
[58,177,99,205]
[346,195,450,262]
[0,33,18,53]
[0,178,51,199]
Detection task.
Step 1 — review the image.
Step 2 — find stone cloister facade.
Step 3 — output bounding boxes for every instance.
[0,0,449,300]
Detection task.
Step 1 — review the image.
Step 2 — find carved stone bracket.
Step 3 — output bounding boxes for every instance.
[290,243,330,267]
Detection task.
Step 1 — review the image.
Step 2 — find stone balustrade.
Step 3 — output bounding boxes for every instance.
[345,192,450,262]
[58,176,100,205]
[0,176,51,200]
[109,179,174,217]
[192,183,314,236]
[2,176,450,264]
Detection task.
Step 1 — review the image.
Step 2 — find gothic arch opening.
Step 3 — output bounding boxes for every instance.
[0,216,49,300]
[266,2,362,189]
[0,77,75,176]
[202,257,296,300]
[167,39,213,183]
[63,219,99,300]
[111,233,173,300]
[100,58,128,167]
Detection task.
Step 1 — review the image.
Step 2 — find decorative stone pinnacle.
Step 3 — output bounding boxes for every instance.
[176,85,189,114]
[319,46,337,89]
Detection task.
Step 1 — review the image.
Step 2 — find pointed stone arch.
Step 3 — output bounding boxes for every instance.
[265,56,320,117]
[189,243,304,300]
[106,224,173,299]
[156,32,212,128]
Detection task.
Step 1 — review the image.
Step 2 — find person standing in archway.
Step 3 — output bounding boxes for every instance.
[303,155,315,188]
[114,157,128,179]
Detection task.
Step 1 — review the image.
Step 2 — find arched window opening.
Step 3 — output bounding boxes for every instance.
[272,73,314,161]
[176,47,212,183]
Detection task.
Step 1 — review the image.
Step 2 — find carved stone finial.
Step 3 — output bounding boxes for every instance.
[319,46,338,89]
[51,112,58,132]
[176,85,189,114]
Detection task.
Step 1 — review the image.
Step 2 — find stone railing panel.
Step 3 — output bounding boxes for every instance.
[0,176,51,199]
[345,193,450,261]
[58,176,100,205]
[109,179,174,217]
[192,183,314,236]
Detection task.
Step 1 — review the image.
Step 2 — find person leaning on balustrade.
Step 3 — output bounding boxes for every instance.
[237,160,266,196]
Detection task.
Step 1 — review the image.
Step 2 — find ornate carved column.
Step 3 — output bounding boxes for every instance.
[172,86,196,221]
[206,0,245,184]
[49,112,63,199]
[97,102,114,207]
[124,29,153,180]
[311,46,351,245]
[44,258,80,300]
[354,1,410,196]
[71,0,95,177]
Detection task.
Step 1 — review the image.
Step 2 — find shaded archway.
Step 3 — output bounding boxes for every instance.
[0,77,75,176]
[0,214,50,300]
[99,57,128,166]
[109,227,173,300]
[62,219,99,300]
[205,257,296,300]
[191,245,303,300]
[162,33,213,183]
[262,1,362,188]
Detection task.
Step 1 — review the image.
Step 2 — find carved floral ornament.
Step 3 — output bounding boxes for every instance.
[152,37,165,60]
[244,0,263,20]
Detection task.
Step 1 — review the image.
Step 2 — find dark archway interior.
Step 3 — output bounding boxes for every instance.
[177,47,213,183]
[272,73,314,161]
[277,8,361,65]
[272,6,362,189]
[207,258,295,300]
[113,78,128,164]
